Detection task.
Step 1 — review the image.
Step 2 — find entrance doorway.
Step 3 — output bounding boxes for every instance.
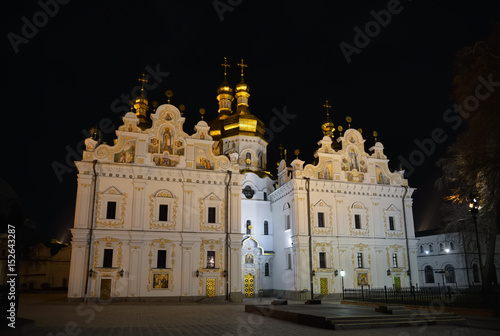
[394,276,401,290]
[206,278,216,297]
[244,274,254,298]
[100,279,111,300]
[320,278,328,295]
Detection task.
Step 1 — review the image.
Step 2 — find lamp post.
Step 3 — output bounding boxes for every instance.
[340,269,345,300]
[469,196,483,287]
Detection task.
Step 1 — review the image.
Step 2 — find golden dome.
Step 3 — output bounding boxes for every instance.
[217,79,234,95]
[236,79,249,92]
[321,120,335,137]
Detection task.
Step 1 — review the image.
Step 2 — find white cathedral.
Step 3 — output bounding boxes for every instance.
[68,59,418,302]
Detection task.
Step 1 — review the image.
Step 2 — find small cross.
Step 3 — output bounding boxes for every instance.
[138,73,148,92]
[278,143,284,159]
[237,58,247,77]
[221,57,230,76]
[323,100,332,116]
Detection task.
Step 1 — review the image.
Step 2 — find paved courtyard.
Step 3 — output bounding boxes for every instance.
[14,292,500,336]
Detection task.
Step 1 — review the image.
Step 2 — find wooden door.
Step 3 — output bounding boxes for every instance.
[206,278,216,297]
[244,274,254,298]
[320,278,328,295]
[100,279,111,300]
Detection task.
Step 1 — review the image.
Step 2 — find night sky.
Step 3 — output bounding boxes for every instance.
[3,0,500,242]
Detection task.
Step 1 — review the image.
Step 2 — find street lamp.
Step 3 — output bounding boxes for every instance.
[340,269,345,300]
[469,195,483,286]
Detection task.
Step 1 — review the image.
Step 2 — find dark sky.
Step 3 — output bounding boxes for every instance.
[2,0,499,242]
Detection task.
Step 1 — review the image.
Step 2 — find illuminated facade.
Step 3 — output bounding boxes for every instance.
[68,60,418,301]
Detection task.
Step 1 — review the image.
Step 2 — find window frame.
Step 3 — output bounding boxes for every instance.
[318,212,325,228]
[354,214,361,229]
[357,252,363,269]
[158,204,169,222]
[157,250,167,269]
[103,249,113,268]
[319,252,327,269]
[392,253,398,268]
[424,265,434,283]
[208,207,217,224]
[106,201,117,220]
[206,250,216,269]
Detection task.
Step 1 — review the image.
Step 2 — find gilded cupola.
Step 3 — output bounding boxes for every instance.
[134,73,151,130]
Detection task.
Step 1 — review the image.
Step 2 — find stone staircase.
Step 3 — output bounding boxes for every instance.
[328,305,466,330]
[196,297,231,304]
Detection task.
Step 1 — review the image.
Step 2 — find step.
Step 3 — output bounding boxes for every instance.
[271,299,288,305]
[332,316,465,330]
[333,319,438,330]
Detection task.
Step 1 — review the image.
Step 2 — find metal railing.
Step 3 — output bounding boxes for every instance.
[343,285,499,308]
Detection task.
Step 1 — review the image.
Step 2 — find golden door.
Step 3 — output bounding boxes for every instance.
[100,279,111,300]
[206,278,216,297]
[320,278,328,295]
[244,274,254,298]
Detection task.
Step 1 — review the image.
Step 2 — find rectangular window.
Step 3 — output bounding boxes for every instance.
[357,252,363,268]
[392,253,398,268]
[265,263,270,276]
[264,221,269,235]
[354,214,361,229]
[287,253,292,269]
[389,216,395,231]
[106,201,117,220]
[103,249,113,268]
[208,207,216,223]
[319,252,326,268]
[318,212,325,227]
[157,250,167,269]
[159,204,168,222]
[207,251,216,268]
[285,215,290,230]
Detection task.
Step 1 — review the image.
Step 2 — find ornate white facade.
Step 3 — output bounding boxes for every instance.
[68,64,418,301]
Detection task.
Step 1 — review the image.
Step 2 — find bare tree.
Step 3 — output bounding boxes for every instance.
[437,22,500,286]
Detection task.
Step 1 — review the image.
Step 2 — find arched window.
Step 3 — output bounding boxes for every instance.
[429,244,433,252]
[439,243,444,252]
[425,266,434,283]
[450,241,455,250]
[445,264,455,283]
[473,264,481,283]
[420,245,424,253]
[265,263,270,276]
[263,221,269,235]
[246,220,251,235]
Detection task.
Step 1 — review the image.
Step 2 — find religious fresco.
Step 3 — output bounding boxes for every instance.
[153,274,169,289]
[160,127,174,154]
[196,147,214,170]
[113,139,135,163]
[347,171,364,182]
[153,155,179,167]
[357,272,369,286]
[318,161,333,180]
[376,165,390,184]
[148,137,160,153]
[245,253,254,264]
[359,159,368,173]
[348,148,359,171]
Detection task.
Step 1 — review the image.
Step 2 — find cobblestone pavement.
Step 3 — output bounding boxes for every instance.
[16,293,499,336]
